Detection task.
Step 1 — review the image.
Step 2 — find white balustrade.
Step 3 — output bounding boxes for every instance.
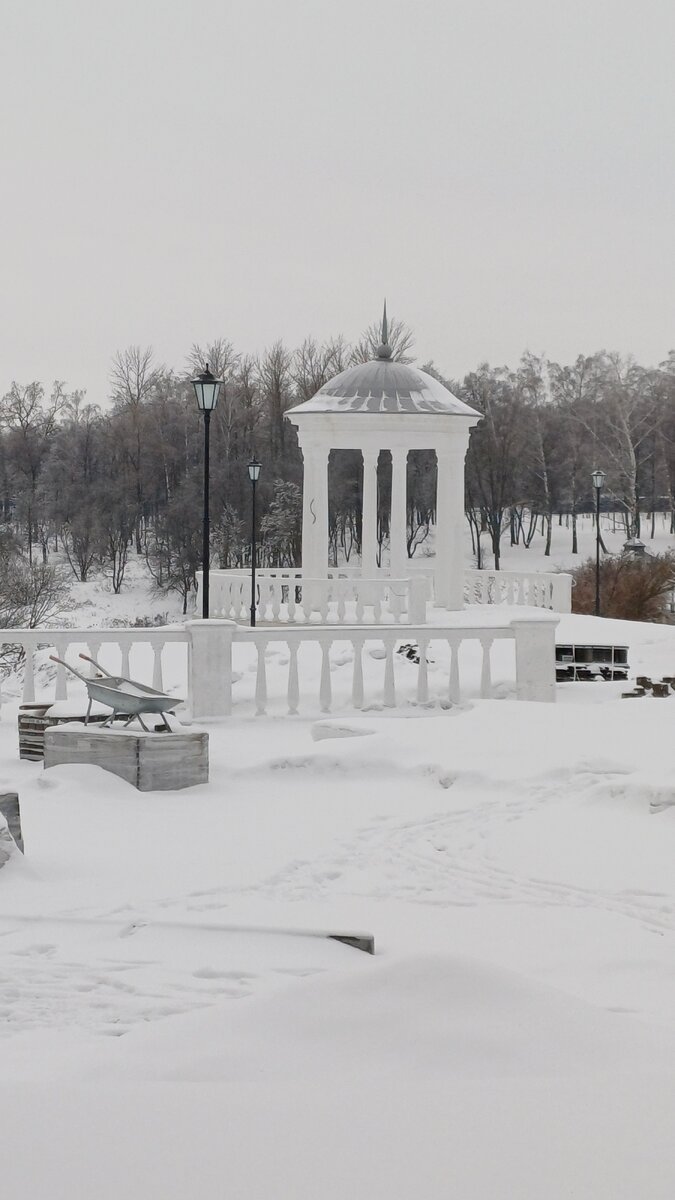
[0,628,187,711]
[464,568,572,612]
[203,565,570,620]
[0,614,558,723]
[201,569,429,626]
[229,617,557,717]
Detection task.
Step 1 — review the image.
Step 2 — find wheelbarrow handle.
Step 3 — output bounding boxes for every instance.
[78,652,113,676]
[49,655,87,682]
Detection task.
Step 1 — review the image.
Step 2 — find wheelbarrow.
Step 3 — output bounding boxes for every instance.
[49,653,183,732]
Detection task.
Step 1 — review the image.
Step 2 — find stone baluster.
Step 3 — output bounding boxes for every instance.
[416,636,429,703]
[152,641,164,692]
[53,638,68,700]
[287,642,299,714]
[255,641,268,715]
[270,579,282,622]
[480,636,493,698]
[319,586,329,623]
[448,640,460,704]
[383,639,396,707]
[336,579,346,623]
[86,640,102,677]
[319,638,333,713]
[120,642,131,679]
[351,637,364,708]
[301,583,312,622]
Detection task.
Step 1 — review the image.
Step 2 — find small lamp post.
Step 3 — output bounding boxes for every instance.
[591,468,606,617]
[248,458,262,627]
[191,365,223,619]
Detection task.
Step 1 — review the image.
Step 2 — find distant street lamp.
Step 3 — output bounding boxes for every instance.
[248,458,262,627]
[591,468,606,617]
[191,365,223,619]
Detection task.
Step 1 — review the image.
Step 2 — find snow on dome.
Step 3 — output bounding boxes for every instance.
[287,358,479,417]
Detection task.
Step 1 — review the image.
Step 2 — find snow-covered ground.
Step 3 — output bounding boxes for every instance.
[3,516,675,1199]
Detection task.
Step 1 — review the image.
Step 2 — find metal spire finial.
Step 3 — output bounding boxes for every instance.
[376,298,392,360]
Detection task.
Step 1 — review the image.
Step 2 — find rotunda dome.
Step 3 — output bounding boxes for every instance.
[288,356,478,417]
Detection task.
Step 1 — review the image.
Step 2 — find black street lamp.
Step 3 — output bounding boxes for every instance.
[248,458,262,627]
[591,468,606,617]
[191,365,223,619]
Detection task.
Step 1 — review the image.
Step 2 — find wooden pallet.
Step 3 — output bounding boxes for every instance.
[18,704,108,761]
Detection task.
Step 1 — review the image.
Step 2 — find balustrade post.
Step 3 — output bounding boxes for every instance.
[185,619,236,718]
[383,639,396,707]
[511,617,559,702]
[409,576,428,624]
[551,573,573,613]
[479,636,493,698]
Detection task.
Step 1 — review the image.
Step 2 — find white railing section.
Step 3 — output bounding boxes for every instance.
[0,628,188,707]
[464,569,572,613]
[1,615,558,720]
[234,624,516,716]
[201,571,429,625]
[203,566,571,619]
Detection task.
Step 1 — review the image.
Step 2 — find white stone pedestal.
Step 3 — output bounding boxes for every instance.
[44,726,209,791]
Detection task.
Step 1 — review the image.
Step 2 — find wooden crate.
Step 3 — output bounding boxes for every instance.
[44,726,209,791]
[18,704,108,761]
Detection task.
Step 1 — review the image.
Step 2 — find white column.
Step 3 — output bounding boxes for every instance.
[301,442,329,578]
[361,449,379,576]
[390,447,408,578]
[434,446,466,609]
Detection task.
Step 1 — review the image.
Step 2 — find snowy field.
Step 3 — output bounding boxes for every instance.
[3,516,675,1199]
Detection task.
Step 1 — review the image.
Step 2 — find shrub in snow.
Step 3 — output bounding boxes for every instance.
[571,552,675,622]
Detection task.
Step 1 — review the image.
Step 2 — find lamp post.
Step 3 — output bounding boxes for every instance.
[191,365,223,619]
[591,468,606,617]
[248,458,262,627]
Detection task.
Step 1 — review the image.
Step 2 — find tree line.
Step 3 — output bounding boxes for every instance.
[1,320,675,618]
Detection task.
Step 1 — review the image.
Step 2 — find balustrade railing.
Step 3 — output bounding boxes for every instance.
[201,571,429,625]
[232,624,518,716]
[202,565,571,621]
[0,613,558,721]
[464,568,572,612]
[0,628,188,707]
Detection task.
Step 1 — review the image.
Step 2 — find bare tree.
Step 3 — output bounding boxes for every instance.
[351,315,415,364]
[257,340,293,458]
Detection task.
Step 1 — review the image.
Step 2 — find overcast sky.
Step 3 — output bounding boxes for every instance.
[1,0,674,403]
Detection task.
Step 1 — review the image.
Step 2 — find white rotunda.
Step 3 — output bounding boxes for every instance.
[285,307,481,610]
